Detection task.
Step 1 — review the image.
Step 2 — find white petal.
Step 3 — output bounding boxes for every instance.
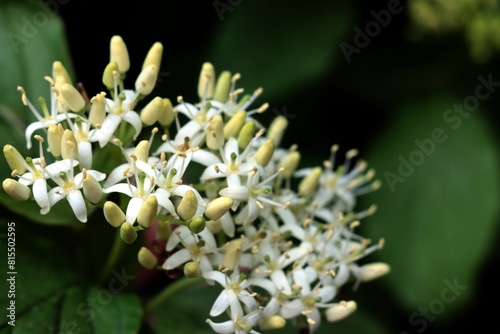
[125,197,144,224]
[77,141,93,170]
[104,163,129,187]
[227,289,244,318]
[163,248,191,270]
[103,183,136,197]
[210,290,230,317]
[280,299,303,319]
[33,178,50,214]
[66,190,87,223]
[206,319,235,334]
[219,186,249,201]
[99,113,121,147]
[25,122,44,149]
[123,111,142,140]
[271,270,291,295]
[202,270,227,287]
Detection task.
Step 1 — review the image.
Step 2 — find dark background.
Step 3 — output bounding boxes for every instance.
[40,0,500,333]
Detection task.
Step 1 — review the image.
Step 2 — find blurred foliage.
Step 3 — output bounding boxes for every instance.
[0,0,499,334]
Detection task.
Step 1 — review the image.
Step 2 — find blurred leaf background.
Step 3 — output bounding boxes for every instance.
[0,0,499,333]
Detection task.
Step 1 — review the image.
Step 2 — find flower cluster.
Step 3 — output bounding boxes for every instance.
[2,35,389,333]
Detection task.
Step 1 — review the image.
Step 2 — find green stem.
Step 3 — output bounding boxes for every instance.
[145,276,205,313]
[98,229,125,284]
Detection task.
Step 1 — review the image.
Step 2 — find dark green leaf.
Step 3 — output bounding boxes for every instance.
[359,95,500,317]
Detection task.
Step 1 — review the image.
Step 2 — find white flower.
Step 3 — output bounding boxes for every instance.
[206,309,261,334]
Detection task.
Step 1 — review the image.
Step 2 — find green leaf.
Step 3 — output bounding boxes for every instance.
[359,95,500,317]
[0,1,75,222]
[0,219,143,333]
[206,0,355,102]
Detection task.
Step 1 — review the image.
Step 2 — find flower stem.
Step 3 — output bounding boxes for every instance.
[145,276,205,313]
[98,229,125,284]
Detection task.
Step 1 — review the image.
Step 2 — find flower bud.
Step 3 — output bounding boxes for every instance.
[177,190,198,221]
[259,316,286,330]
[2,179,30,201]
[133,140,150,163]
[188,216,206,234]
[137,195,158,228]
[89,92,107,127]
[110,35,130,74]
[213,70,231,103]
[222,239,242,271]
[135,64,158,96]
[61,130,78,160]
[298,166,322,197]
[120,223,137,244]
[140,96,162,126]
[3,144,26,174]
[254,139,275,167]
[156,220,172,241]
[325,301,357,322]
[359,262,390,282]
[142,42,163,71]
[223,110,246,139]
[158,98,174,126]
[183,261,200,278]
[204,196,233,221]
[138,247,157,270]
[52,61,72,86]
[237,121,255,150]
[103,201,125,227]
[60,83,85,112]
[102,61,119,90]
[82,170,103,204]
[267,115,288,147]
[206,114,224,150]
[279,151,301,178]
[198,62,215,99]
[47,124,63,158]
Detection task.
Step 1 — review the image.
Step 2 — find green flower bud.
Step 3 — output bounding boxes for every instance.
[60,83,85,112]
[2,179,30,201]
[213,70,231,103]
[177,190,198,221]
[137,195,158,228]
[110,35,130,74]
[3,144,26,174]
[183,261,200,278]
[103,201,125,228]
[255,139,275,167]
[223,110,246,139]
[198,62,215,99]
[204,196,233,221]
[298,166,322,197]
[188,216,206,234]
[237,121,255,150]
[120,223,137,244]
[138,247,157,270]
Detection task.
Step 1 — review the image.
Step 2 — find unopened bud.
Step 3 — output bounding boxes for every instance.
[206,114,224,150]
[223,110,246,139]
[52,61,72,86]
[138,247,158,270]
[298,166,322,197]
[204,196,233,221]
[259,316,286,330]
[2,179,30,201]
[198,62,215,99]
[177,190,198,221]
[325,301,357,322]
[279,151,301,178]
[110,35,130,73]
[156,220,172,241]
[359,262,390,282]
[61,130,78,160]
[158,98,174,126]
[102,61,119,90]
[213,70,231,103]
[89,93,106,127]
[142,42,163,71]
[188,216,206,234]
[183,261,200,278]
[133,140,150,163]
[120,223,137,244]
[135,64,158,96]
[267,115,288,147]
[137,195,158,228]
[61,83,85,112]
[140,96,162,126]
[47,124,62,157]
[222,239,242,271]
[3,145,26,174]
[237,121,255,150]
[254,139,275,167]
[103,201,125,227]
[83,171,103,204]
